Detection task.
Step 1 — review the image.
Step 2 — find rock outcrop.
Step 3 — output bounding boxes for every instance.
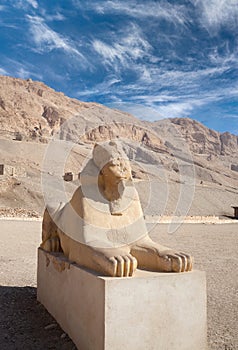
[167,118,238,156]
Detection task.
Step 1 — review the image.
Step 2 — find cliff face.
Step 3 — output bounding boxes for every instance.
[0,75,141,142]
[169,118,238,156]
[0,75,238,217]
[0,75,237,157]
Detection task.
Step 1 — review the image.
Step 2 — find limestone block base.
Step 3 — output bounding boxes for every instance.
[37,248,207,350]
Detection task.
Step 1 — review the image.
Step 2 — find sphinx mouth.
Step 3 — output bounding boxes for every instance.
[117,175,128,180]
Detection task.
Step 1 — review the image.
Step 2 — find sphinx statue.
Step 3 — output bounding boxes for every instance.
[41,141,193,277]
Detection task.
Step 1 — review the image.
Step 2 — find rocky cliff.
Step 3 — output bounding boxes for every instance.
[0,75,237,217]
[0,75,237,157]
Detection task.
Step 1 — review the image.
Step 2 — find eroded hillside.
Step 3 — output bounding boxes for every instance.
[0,76,237,217]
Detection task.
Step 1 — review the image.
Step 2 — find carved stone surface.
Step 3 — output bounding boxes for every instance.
[37,249,207,350]
[41,141,193,276]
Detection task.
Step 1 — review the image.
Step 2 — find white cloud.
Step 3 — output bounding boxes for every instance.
[208,45,238,67]
[26,16,84,59]
[194,0,238,32]
[0,67,8,75]
[127,64,230,96]
[44,12,66,21]
[16,67,31,79]
[27,0,38,9]
[76,76,121,99]
[138,66,153,84]
[93,0,188,26]
[97,72,238,121]
[75,55,238,119]
[132,94,177,103]
[109,100,200,120]
[1,58,43,81]
[39,8,66,22]
[108,102,165,120]
[9,0,38,10]
[153,101,199,119]
[93,40,125,66]
[92,23,152,68]
[0,5,6,11]
[159,66,228,85]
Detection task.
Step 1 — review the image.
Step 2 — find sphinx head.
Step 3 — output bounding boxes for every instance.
[93,141,132,200]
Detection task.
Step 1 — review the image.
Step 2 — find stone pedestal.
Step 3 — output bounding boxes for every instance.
[37,248,207,350]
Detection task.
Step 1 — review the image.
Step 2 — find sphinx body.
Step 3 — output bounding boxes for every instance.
[41,141,193,277]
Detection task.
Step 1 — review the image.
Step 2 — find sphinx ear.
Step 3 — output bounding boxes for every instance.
[98,169,105,188]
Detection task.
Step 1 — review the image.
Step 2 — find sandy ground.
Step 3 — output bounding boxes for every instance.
[0,219,237,349]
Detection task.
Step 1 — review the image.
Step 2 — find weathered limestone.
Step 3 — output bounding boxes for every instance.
[41,141,193,276]
[37,249,207,350]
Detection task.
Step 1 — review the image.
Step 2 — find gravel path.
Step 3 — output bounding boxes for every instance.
[0,219,237,349]
[149,222,238,350]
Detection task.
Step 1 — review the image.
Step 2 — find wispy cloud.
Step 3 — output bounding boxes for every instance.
[44,12,66,21]
[8,0,38,10]
[87,0,188,26]
[151,66,230,89]
[208,45,238,67]
[194,0,238,33]
[108,94,221,121]
[0,57,43,80]
[92,23,152,69]
[121,63,231,100]
[26,0,38,9]
[108,102,166,120]
[39,9,66,22]
[82,56,238,121]
[109,98,204,121]
[16,67,31,79]
[0,67,8,75]
[77,76,121,99]
[26,15,84,60]
[148,101,199,119]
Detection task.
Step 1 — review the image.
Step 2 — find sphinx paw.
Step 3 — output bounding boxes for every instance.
[108,253,137,277]
[160,251,193,272]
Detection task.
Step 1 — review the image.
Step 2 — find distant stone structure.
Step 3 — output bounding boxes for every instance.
[232,206,238,219]
[231,164,238,172]
[1,165,15,176]
[14,132,23,141]
[63,172,73,181]
[0,164,26,177]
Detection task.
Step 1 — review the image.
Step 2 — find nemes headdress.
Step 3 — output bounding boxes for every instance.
[92,141,127,170]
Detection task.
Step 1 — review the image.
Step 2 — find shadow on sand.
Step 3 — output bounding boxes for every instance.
[0,286,75,350]
[222,215,237,220]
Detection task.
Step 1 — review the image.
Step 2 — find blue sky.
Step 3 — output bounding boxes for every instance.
[0,0,238,134]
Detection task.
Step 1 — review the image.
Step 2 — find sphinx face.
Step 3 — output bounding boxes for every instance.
[101,157,132,183]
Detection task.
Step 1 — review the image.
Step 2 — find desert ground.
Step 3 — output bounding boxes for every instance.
[0,218,237,350]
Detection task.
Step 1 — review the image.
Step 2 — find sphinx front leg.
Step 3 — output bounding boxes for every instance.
[86,245,138,277]
[130,237,193,273]
[62,235,138,277]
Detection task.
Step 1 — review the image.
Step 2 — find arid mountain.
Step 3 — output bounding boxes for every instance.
[0,76,237,217]
[0,75,162,146]
[164,118,238,156]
